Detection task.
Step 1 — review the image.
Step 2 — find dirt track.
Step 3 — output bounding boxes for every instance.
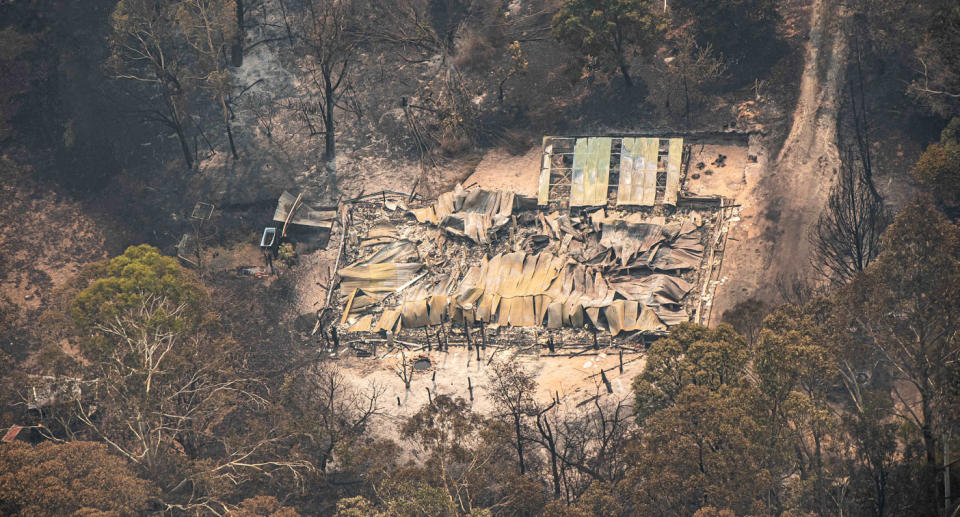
[713,0,846,316]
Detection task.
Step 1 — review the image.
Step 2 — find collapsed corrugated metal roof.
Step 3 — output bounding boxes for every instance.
[410,184,530,244]
[335,185,713,336]
[596,218,704,270]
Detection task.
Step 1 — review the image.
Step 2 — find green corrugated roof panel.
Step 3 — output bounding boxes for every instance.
[581,138,598,206]
[641,137,659,205]
[586,137,612,205]
[569,138,588,206]
[664,138,683,205]
[616,137,640,205]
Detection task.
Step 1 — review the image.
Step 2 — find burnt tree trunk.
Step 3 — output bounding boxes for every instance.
[322,65,336,167]
[231,0,244,67]
[514,412,526,475]
[165,91,193,170]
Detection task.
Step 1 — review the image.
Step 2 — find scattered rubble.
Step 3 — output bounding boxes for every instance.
[268,136,737,359]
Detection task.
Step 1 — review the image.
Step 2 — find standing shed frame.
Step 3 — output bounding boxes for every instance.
[537,136,686,209]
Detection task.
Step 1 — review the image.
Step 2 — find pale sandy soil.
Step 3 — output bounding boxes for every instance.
[333,345,645,438]
[462,146,541,196]
[0,178,108,315]
[684,144,750,199]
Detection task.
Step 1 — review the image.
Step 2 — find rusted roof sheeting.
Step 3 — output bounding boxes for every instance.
[2,425,23,443]
[663,138,683,205]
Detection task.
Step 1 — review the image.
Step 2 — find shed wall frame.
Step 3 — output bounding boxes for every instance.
[537,135,690,211]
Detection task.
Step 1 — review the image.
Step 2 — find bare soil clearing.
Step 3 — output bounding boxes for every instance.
[334,346,645,439]
[463,146,542,195]
[684,144,750,199]
[0,174,108,317]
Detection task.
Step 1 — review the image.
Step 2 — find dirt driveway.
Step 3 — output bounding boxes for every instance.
[712,0,846,317]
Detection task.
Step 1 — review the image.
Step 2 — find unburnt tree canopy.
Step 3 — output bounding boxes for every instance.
[911,117,960,210]
[61,245,276,511]
[632,323,749,423]
[71,243,207,361]
[627,325,770,512]
[840,195,960,468]
[626,385,772,515]
[552,0,666,88]
[0,441,156,516]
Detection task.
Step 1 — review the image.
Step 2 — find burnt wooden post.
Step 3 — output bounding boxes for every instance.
[601,370,612,393]
[619,349,624,374]
[331,327,339,349]
[440,320,448,351]
[397,396,401,407]
[463,318,472,347]
[548,336,555,354]
[468,377,474,401]
[592,329,598,350]
[480,323,487,349]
